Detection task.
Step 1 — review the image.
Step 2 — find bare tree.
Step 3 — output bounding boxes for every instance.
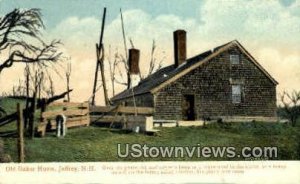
[109,40,165,94]
[280,90,300,126]
[47,75,55,98]
[24,64,30,97]
[0,8,62,73]
[23,64,30,129]
[65,61,71,102]
[108,45,116,96]
[0,8,64,134]
[140,40,164,80]
[37,71,44,99]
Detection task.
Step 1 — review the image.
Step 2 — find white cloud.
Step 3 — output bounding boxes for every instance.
[49,2,300,102]
[257,48,300,93]
[2,1,300,104]
[199,0,300,46]
[50,16,101,56]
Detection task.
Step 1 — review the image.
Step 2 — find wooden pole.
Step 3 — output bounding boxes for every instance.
[92,7,106,106]
[120,8,128,60]
[66,62,71,102]
[66,75,70,102]
[120,8,131,90]
[29,92,37,139]
[97,44,110,106]
[17,103,25,163]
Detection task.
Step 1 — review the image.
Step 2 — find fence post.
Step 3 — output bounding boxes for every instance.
[17,103,25,163]
[29,92,37,139]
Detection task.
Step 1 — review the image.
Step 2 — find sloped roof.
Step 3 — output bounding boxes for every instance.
[111,40,278,101]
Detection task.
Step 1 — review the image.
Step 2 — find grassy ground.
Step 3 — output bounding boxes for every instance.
[1,97,300,162]
[2,122,300,162]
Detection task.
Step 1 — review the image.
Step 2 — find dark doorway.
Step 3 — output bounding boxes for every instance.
[182,95,195,120]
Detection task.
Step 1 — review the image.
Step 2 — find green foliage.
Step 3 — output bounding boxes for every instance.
[278,106,300,126]
[279,90,300,126]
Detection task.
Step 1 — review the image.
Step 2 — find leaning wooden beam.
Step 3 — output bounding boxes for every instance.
[0,113,17,127]
[90,106,153,115]
[16,103,25,162]
[97,44,110,106]
[92,7,107,106]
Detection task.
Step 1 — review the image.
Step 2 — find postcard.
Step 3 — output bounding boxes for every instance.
[0,0,299,183]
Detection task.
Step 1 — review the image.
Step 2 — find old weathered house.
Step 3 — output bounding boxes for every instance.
[111,30,278,121]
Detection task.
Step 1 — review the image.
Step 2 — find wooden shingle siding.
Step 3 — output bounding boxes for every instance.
[112,43,277,121]
[154,45,276,120]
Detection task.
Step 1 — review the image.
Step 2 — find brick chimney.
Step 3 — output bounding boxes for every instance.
[128,48,140,88]
[173,30,186,67]
[128,48,140,74]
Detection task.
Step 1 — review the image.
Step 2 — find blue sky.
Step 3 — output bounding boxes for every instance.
[0,0,299,103]
[1,0,296,28]
[1,0,204,27]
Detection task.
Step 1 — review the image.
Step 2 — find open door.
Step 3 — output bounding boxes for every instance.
[182,94,195,121]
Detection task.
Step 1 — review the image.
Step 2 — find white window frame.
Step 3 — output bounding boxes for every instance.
[230,54,240,65]
[232,84,242,104]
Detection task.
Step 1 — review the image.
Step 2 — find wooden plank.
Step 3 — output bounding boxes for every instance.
[89,106,117,113]
[90,106,153,115]
[86,104,90,126]
[65,119,89,128]
[68,116,89,122]
[118,106,153,115]
[47,117,89,130]
[90,115,123,123]
[48,102,89,108]
[42,109,89,119]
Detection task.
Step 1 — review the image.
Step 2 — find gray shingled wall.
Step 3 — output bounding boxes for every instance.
[114,45,277,120]
[154,45,277,120]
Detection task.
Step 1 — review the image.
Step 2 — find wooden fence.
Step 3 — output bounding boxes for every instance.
[37,102,90,136]
[90,105,158,133]
[90,105,153,123]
